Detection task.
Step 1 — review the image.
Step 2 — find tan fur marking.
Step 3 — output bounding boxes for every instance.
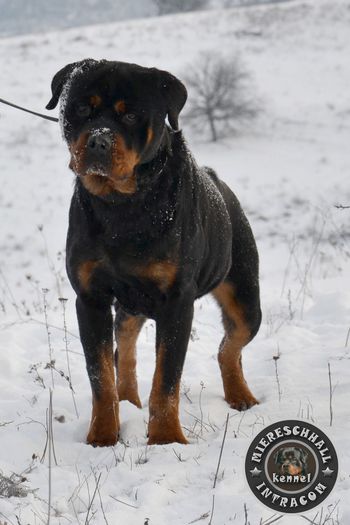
[146,127,154,145]
[80,174,129,197]
[69,132,89,175]
[81,174,123,197]
[212,282,258,411]
[137,260,177,292]
[77,260,101,291]
[114,100,126,113]
[287,465,303,476]
[69,132,139,196]
[89,95,102,107]
[111,135,139,194]
[116,315,145,408]
[148,344,188,445]
[87,343,119,447]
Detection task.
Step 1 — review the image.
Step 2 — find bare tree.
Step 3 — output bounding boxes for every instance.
[154,0,207,16]
[182,52,259,142]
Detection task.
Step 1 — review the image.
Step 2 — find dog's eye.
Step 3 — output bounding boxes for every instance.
[123,113,137,124]
[76,104,91,118]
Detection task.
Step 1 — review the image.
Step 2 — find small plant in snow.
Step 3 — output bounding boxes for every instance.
[0,471,34,499]
[273,345,282,402]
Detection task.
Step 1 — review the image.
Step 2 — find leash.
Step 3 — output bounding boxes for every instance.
[0,97,58,123]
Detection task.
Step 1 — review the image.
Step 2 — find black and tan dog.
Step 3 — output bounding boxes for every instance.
[46,59,261,446]
[274,447,309,477]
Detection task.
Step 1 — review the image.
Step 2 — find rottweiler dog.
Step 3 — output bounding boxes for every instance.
[46,59,261,446]
[274,447,309,477]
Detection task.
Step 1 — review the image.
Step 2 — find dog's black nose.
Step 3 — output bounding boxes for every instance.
[87,132,113,152]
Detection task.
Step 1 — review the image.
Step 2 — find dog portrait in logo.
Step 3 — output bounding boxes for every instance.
[274,447,309,477]
[46,58,261,447]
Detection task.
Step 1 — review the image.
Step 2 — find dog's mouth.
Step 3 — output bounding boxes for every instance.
[76,160,137,196]
[83,165,135,184]
[69,156,112,180]
[85,163,110,178]
[282,463,302,475]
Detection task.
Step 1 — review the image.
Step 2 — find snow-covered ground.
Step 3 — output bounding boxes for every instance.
[0,1,349,523]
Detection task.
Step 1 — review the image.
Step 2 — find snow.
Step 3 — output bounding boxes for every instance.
[0,1,349,523]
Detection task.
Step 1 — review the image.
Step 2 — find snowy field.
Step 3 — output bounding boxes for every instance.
[0,1,349,523]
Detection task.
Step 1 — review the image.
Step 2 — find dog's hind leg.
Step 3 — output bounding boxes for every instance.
[115,308,145,409]
[212,280,261,411]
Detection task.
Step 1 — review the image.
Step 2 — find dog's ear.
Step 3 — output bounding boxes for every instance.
[296,448,308,463]
[156,69,187,131]
[46,59,97,110]
[274,449,283,464]
[46,62,80,110]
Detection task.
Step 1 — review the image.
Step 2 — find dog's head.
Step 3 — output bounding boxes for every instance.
[274,447,308,476]
[46,59,187,196]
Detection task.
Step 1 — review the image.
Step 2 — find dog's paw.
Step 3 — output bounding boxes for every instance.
[86,408,120,447]
[227,392,259,412]
[86,432,119,448]
[148,433,188,446]
[148,418,188,445]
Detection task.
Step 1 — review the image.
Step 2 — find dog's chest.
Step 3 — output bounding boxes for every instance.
[114,257,178,316]
[80,246,179,316]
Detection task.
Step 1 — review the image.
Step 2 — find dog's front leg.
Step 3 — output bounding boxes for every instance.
[76,296,119,447]
[148,296,194,445]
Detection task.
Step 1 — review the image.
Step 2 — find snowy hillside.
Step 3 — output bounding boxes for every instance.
[0,0,289,37]
[0,0,156,37]
[0,1,349,523]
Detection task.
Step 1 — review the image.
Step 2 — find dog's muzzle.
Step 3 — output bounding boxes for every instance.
[85,129,113,176]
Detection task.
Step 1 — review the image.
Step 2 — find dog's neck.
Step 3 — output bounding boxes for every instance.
[73,130,192,246]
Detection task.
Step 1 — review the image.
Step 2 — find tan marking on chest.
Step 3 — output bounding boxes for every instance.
[136,260,177,292]
[77,260,102,291]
